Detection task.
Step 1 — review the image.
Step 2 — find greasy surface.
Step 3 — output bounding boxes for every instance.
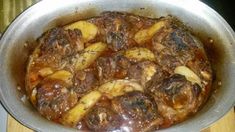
[26,12,212,131]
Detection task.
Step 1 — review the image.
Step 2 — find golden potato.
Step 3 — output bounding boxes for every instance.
[38,67,53,77]
[30,88,37,107]
[98,79,143,99]
[124,47,155,61]
[174,66,202,87]
[65,21,98,42]
[61,91,102,126]
[48,70,73,84]
[134,20,167,44]
[142,63,157,84]
[75,42,107,70]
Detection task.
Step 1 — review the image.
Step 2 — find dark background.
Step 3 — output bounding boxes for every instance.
[203,0,235,30]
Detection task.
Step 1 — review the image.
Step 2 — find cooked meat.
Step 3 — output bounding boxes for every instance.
[151,18,203,74]
[114,55,131,78]
[128,61,158,86]
[96,57,117,82]
[106,32,126,51]
[147,74,204,126]
[73,70,98,97]
[26,12,213,131]
[36,79,77,121]
[85,105,121,131]
[112,91,162,131]
[26,28,84,93]
[89,12,141,51]
[39,28,84,56]
[95,55,131,82]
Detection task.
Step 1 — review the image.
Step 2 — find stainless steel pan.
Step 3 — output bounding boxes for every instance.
[0,0,235,131]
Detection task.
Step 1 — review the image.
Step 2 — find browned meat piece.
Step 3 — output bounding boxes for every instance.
[152,18,202,73]
[92,12,135,51]
[96,55,131,82]
[128,61,162,86]
[82,96,121,131]
[26,28,85,93]
[96,57,116,82]
[128,63,142,80]
[36,79,77,121]
[85,106,121,131]
[39,28,84,56]
[73,70,98,97]
[89,12,156,51]
[106,32,126,51]
[112,91,162,131]
[114,55,131,79]
[147,74,204,126]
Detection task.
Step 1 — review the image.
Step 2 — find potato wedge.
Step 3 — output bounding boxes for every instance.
[75,42,107,70]
[142,63,157,84]
[61,91,102,126]
[65,21,98,42]
[38,67,53,77]
[134,20,167,44]
[124,47,155,61]
[30,88,37,107]
[174,66,202,87]
[48,70,73,84]
[98,79,143,99]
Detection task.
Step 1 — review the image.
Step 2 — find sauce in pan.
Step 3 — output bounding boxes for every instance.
[25,12,213,131]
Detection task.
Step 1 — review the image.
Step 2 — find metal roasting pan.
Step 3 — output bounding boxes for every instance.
[0,0,235,131]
